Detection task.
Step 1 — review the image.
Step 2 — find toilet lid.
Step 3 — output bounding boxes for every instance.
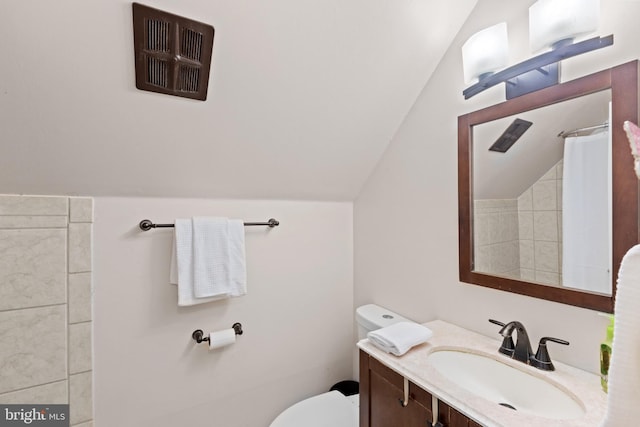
[269,391,358,427]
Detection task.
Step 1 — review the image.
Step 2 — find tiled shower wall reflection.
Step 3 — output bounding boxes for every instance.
[474,199,520,278]
[517,162,563,285]
[474,161,563,284]
[0,195,93,427]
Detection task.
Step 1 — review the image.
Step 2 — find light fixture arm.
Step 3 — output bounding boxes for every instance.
[463,35,613,100]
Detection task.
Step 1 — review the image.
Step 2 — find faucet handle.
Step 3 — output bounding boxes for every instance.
[542,337,570,346]
[488,319,515,356]
[531,337,570,371]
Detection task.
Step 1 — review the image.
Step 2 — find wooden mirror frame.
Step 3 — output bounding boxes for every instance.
[458,61,639,312]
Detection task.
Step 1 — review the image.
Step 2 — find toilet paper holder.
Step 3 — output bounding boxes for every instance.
[192,323,243,344]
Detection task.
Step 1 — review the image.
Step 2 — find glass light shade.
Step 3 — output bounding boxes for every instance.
[462,23,509,84]
[529,0,600,53]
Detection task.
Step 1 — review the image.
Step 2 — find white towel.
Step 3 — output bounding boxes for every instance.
[367,322,433,356]
[600,245,640,426]
[193,217,231,298]
[170,219,226,306]
[227,219,247,296]
[169,217,247,306]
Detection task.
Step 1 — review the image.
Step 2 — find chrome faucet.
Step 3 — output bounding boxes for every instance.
[498,321,533,364]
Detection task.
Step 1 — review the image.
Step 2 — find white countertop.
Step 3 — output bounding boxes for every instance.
[357,320,607,427]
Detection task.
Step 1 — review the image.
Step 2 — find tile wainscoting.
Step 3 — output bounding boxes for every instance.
[0,195,94,427]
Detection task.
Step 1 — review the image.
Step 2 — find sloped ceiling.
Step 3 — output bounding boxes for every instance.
[0,0,476,201]
[474,90,611,200]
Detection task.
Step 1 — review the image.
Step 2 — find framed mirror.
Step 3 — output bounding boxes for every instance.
[458,61,639,312]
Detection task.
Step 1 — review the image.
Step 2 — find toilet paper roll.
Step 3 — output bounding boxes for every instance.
[208,328,236,350]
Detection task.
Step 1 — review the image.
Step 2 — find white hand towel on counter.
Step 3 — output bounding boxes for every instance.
[367,322,433,356]
[600,245,640,426]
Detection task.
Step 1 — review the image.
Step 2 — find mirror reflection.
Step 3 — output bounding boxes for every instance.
[459,61,639,312]
[472,90,612,295]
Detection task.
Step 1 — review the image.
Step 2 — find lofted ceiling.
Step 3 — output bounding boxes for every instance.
[0,0,476,201]
[473,90,611,200]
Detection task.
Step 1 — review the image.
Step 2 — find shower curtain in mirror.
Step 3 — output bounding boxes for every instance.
[562,131,612,293]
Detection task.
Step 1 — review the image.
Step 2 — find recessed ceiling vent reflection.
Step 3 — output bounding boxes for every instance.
[489,118,533,153]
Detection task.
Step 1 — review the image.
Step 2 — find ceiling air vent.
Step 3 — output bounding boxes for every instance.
[489,118,533,153]
[132,3,214,101]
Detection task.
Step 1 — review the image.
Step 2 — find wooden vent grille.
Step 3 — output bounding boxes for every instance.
[132,3,214,101]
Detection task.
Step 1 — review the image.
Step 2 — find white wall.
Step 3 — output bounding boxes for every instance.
[0,0,475,201]
[93,197,353,427]
[354,0,640,374]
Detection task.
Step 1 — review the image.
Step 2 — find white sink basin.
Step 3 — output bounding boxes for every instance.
[427,350,585,420]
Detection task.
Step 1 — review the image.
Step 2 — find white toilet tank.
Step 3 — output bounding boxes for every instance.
[269,304,414,427]
[355,304,413,340]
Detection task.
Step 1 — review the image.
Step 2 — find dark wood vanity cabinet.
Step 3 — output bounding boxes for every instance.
[360,350,483,427]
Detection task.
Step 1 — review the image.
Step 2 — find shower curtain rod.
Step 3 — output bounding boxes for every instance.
[557,122,609,138]
[138,218,280,231]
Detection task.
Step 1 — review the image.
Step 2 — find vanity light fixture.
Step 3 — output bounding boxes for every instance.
[461,22,509,85]
[462,0,612,100]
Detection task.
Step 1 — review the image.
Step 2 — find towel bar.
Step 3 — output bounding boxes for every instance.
[192,323,243,344]
[139,218,279,231]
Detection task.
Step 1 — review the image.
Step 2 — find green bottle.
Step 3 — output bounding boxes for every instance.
[600,315,614,393]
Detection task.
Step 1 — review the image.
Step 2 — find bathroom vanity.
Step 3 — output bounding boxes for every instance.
[358,320,606,427]
[360,351,480,427]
